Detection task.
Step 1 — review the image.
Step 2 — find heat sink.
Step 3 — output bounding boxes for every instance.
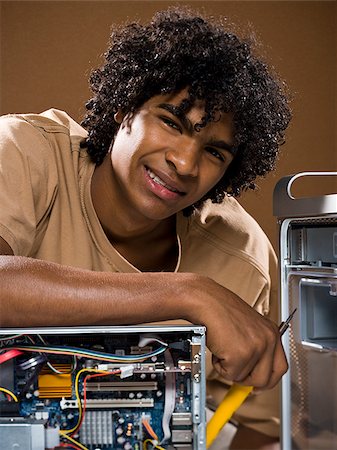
[38,364,72,398]
[80,410,113,446]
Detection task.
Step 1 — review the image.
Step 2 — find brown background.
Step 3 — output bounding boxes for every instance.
[1,0,336,251]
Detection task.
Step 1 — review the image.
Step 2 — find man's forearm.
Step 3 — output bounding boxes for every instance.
[0,255,197,327]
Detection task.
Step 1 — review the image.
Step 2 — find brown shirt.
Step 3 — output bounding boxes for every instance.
[0,109,280,436]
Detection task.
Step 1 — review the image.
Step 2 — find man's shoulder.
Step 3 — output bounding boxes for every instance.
[0,109,87,139]
[40,109,87,138]
[181,196,276,272]
[192,197,271,248]
[0,109,89,171]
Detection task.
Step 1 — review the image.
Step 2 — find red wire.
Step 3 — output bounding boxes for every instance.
[70,370,120,438]
[0,349,24,364]
[59,444,80,449]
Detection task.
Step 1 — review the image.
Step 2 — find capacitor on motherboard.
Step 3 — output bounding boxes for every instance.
[124,442,132,450]
[126,422,133,437]
[117,436,126,444]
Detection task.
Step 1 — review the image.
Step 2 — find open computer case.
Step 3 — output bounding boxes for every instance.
[0,325,206,450]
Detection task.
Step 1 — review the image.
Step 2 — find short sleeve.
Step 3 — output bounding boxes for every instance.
[0,115,58,255]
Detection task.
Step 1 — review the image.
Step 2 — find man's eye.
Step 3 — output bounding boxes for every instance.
[161,117,182,133]
[205,147,225,162]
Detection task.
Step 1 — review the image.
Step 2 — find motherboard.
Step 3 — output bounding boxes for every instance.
[0,326,206,450]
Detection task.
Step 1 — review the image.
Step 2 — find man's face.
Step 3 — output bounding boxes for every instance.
[110,89,235,220]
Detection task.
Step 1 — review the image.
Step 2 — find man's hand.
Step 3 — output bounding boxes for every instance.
[186,276,288,389]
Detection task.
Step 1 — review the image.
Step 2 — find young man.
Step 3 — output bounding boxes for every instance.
[0,7,291,449]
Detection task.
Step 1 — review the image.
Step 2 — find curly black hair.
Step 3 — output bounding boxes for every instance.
[81,6,291,208]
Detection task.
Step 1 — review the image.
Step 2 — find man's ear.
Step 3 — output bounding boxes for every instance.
[114,110,124,124]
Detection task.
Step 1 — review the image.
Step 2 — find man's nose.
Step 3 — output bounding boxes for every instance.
[165,138,199,177]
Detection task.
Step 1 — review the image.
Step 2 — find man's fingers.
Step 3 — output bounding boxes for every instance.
[236,337,288,389]
[211,328,287,389]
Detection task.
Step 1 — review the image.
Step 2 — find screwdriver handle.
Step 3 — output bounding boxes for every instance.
[206,384,253,448]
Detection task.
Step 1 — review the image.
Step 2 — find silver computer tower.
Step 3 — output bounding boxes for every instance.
[274,172,337,449]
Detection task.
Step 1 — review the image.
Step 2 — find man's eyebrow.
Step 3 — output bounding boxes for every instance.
[207,140,238,157]
[157,102,238,156]
[157,103,193,133]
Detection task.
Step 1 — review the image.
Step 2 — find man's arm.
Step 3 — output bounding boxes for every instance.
[0,237,287,390]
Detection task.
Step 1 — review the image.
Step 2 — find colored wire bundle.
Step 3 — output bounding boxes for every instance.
[59,430,88,450]
[1,343,167,362]
[142,418,165,450]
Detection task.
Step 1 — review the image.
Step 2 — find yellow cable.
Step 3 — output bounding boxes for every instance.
[61,368,112,434]
[0,387,18,402]
[60,367,89,434]
[59,429,89,450]
[206,384,253,448]
[143,438,153,450]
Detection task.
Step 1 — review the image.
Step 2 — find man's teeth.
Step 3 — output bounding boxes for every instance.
[147,169,178,193]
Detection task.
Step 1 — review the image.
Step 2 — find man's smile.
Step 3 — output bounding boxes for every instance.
[144,166,186,200]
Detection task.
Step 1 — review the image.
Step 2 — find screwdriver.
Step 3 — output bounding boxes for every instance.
[278,308,297,335]
[206,308,297,448]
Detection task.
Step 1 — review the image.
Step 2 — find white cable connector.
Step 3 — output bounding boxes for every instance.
[120,364,135,379]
